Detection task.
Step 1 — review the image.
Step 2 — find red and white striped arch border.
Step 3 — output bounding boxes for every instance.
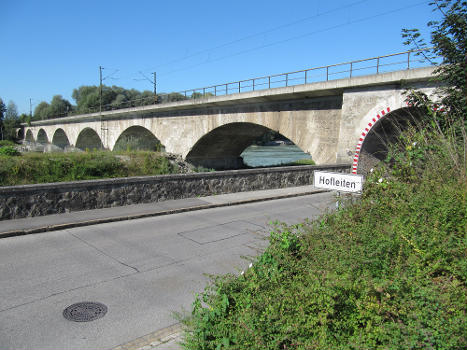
[351,107,391,174]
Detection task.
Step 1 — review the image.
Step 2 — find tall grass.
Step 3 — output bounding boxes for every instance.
[0,151,177,186]
[180,119,466,349]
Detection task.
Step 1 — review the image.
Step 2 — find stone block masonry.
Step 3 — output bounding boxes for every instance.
[0,164,350,220]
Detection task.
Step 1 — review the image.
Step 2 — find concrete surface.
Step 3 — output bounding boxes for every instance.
[0,185,327,238]
[0,186,338,350]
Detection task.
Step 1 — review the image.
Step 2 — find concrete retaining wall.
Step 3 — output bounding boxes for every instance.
[0,164,350,220]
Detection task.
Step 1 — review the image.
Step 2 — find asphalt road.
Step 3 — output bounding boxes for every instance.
[0,192,336,350]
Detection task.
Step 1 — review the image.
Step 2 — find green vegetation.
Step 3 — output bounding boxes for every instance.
[0,140,16,147]
[181,2,467,348]
[290,158,316,166]
[0,146,21,157]
[181,122,466,350]
[0,99,27,141]
[0,151,178,186]
[28,85,193,121]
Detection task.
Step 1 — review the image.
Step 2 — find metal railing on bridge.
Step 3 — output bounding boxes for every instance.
[180,49,434,99]
[40,49,437,119]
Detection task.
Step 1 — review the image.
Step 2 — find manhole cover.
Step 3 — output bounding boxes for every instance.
[63,302,108,322]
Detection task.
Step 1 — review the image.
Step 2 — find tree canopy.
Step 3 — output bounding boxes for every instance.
[402,0,466,121]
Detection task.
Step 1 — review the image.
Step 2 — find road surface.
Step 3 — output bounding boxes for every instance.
[0,191,336,350]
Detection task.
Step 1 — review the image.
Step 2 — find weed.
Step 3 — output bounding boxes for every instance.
[180,123,467,349]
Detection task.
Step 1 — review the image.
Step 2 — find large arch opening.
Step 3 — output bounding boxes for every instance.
[52,129,70,149]
[37,129,48,144]
[76,128,103,151]
[357,107,424,174]
[186,122,312,170]
[113,126,164,152]
[25,129,34,142]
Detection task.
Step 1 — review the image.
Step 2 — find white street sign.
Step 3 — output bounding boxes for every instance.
[314,171,364,193]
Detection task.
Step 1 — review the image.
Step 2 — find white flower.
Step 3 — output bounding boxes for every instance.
[240,271,244,275]
[370,168,374,173]
[249,263,253,268]
[378,178,383,183]
[412,142,417,146]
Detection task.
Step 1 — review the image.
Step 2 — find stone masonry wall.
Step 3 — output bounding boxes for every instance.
[0,164,350,220]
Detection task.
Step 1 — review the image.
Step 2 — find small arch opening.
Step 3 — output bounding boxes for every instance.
[25,129,34,142]
[113,126,164,152]
[37,129,49,144]
[52,129,70,149]
[76,128,103,151]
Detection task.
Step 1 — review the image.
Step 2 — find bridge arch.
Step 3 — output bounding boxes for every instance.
[352,106,423,174]
[52,128,70,149]
[76,128,103,151]
[113,126,163,152]
[37,129,49,144]
[186,122,307,170]
[25,129,34,142]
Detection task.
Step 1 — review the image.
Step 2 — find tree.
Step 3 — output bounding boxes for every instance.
[0,98,6,140]
[141,90,157,105]
[49,95,73,117]
[72,85,100,113]
[3,101,20,140]
[402,0,466,122]
[159,92,187,103]
[33,101,50,120]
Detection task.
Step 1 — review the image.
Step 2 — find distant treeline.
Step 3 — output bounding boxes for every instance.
[32,85,213,121]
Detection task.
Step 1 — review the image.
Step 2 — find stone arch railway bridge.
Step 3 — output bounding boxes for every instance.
[23,52,437,173]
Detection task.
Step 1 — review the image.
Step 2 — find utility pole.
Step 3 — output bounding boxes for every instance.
[29,98,32,118]
[153,72,157,104]
[99,66,103,113]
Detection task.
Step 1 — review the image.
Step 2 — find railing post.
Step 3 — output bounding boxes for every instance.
[350,62,353,78]
[305,70,307,84]
[285,73,288,87]
[326,66,329,81]
[253,79,255,91]
[377,57,380,74]
[214,86,217,96]
[407,51,411,69]
[238,81,241,93]
[226,84,228,95]
[203,88,206,97]
[268,76,271,89]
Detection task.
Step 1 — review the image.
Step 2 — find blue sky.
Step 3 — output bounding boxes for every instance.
[1,0,439,114]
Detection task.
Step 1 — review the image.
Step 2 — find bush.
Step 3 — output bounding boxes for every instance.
[181,125,467,349]
[0,140,16,148]
[0,151,180,186]
[0,146,20,156]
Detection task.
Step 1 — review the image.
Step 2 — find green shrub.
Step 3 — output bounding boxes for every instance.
[0,146,20,156]
[0,140,16,148]
[181,126,467,349]
[0,151,180,186]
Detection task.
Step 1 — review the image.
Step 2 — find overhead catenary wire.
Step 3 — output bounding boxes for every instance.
[156,0,430,78]
[147,0,371,72]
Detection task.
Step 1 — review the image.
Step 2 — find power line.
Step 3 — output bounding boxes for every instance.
[146,0,370,72]
[158,0,429,78]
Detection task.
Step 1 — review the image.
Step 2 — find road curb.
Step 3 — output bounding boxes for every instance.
[111,323,183,350]
[0,189,328,239]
